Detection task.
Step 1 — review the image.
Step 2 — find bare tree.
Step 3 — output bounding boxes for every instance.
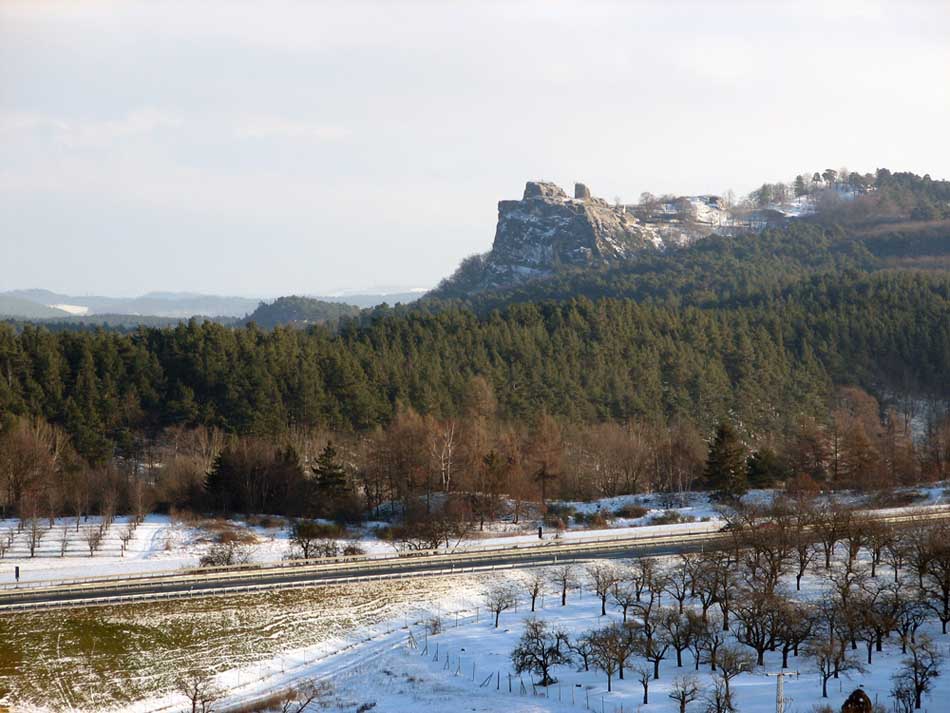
[635,615,672,680]
[176,671,221,713]
[661,608,695,668]
[664,558,693,613]
[586,563,620,616]
[669,674,703,713]
[634,664,652,705]
[690,555,721,621]
[920,524,950,633]
[549,565,577,607]
[774,599,815,668]
[278,680,333,713]
[807,634,863,698]
[703,676,735,713]
[895,596,929,654]
[119,523,135,556]
[611,580,640,623]
[511,618,570,686]
[27,515,46,558]
[428,418,458,493]
[567,631,595,672]
[588,626,620,691]
[732,591,781,666]
[59,524,70,557]
[714,644,753,703]
[82,527,103,557]
[485,584,518,628]
[895,634,943,709]
[523,571,545,612]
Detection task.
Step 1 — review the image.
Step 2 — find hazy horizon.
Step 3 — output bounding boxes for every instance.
[2,0,948,296]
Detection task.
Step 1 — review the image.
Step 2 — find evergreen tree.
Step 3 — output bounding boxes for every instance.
[794,175,807,197]
[704,421,748,499]
[314,441,347,495]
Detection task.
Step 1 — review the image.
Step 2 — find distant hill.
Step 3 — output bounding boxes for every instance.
[311,291,423,308]
[2,289,260,318]
[0,296,71,319]
[245,296,361,328]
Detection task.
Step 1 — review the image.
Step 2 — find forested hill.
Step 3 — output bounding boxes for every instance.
[424,168,950,311]
[421,219,950,314]
[244,296,361,329]
[0,270,947,464]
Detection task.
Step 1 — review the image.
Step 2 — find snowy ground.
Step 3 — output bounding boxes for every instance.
[80,545,950,713]
[3,486,949,712]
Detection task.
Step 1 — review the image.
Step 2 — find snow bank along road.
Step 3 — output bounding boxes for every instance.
[1,506,948,613]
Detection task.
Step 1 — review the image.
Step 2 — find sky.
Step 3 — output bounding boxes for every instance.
[2,1,948,298]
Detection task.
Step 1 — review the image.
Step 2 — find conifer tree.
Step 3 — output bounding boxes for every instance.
[704,421,748,499]
[314,441,347,495]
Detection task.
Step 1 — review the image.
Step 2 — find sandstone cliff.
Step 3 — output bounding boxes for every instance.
[480,181,656,289]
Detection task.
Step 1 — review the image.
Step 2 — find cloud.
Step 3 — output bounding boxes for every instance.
[232,117,350,142]
[0,109,183,148]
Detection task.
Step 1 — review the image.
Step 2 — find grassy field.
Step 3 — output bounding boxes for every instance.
[0,575,481,711]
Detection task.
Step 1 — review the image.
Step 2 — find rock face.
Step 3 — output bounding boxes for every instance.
[481,181,655,288]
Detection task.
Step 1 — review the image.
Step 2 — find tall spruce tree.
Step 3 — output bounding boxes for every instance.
[314,441,347,495]
[704,421,748,499]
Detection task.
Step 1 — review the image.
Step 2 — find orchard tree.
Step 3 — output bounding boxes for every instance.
[549,565,578,607]
[587,563,620,616]
[669,674,703,713]
[894,635,943,709]
[510,618,570,686]
[523,571,545,612]
[485,584,518,628]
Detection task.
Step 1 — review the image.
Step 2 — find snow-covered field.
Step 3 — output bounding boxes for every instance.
[3,485,949,712]
[82,546,950,713]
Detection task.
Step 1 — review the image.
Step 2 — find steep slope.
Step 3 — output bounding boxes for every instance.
[429,180,788,299]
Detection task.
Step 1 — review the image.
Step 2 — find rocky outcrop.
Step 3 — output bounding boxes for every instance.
[480,181,656,289]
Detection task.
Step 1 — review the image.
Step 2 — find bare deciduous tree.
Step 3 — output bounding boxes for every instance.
[586,563,620,616]
[82,527,103,557]
[176,671,221,713]
[669,674,703,713]
[485,584,518,628]
[549,565,577,607]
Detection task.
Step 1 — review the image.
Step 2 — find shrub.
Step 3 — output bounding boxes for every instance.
[216,529,258,545]
[865,490,924,509]
[542,514,566,531]
[574,510,611,528]
[425,617,443,635]
[613,504,649,519]
[647,510,695,526]
[200,542,252,567]
[785,473,822,497]
[342,542,365,556]
[545,503,576,518]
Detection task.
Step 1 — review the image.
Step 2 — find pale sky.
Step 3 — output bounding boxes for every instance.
[2,0,948,297]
